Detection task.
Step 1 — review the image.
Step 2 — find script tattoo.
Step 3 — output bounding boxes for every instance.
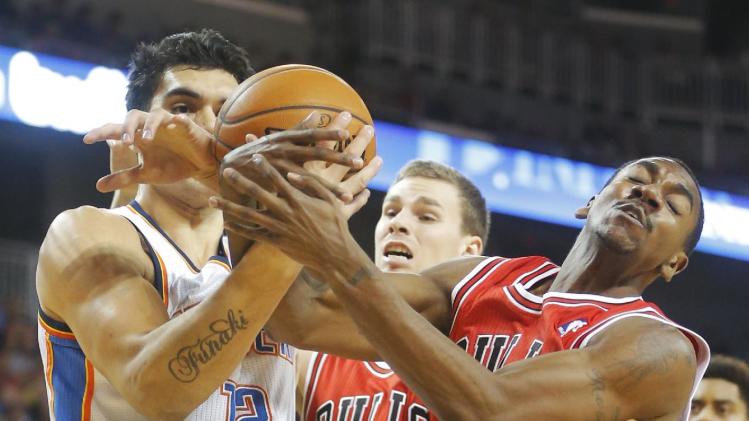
[168,309,249,383]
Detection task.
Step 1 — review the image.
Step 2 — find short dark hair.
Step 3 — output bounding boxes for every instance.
[601,157,704,255]
[126,29,254,111]
[703,354,749,412]
[394,160,490,247]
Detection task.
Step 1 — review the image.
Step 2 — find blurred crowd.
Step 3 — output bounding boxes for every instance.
[0,0,131,66]
[0,302,47,421]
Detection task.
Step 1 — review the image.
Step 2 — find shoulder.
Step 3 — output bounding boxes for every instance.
[38,206,150,314]
[424,255,556,294]
[420,255,494,292]
[586,317,697,414]
[41,206,144,258]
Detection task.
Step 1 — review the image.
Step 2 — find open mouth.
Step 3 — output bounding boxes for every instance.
[383,243,413,261]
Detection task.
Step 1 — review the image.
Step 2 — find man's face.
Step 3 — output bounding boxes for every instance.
[150,66,238,131]
[148,66,238,205]
[691,378,748,420]
[583,158,700,270]
[374,177,480,273]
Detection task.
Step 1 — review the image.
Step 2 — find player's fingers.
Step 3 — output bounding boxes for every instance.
[310,111,353,169]
[340,156,382,196]
[209,196,281,231]
[291,111,322,131]
[221,165,287,215]
[121,109,148,145]
[83,123,124,144]
[95,165,144,193]
[329,111,352,131]
[342,189,371,219]
[325,125,374,181]
[245,133,259,144]
[140,109,169,142]
[287,171,352,203]
[287,172,338,204]
[274,144,363,169]
[268,158,306,176]
[265,127,350,146]
[223,221,276,245]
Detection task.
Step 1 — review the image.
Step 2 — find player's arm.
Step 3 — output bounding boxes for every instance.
[265,256,483,360]
[318,263,698,420]
[37,207,303,420]
[211,162,697,420]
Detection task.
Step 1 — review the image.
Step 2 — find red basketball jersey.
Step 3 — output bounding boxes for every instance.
[303,353,429,421]
[303,256,559,421]
[540,292,710,419]
[448,256,561,369]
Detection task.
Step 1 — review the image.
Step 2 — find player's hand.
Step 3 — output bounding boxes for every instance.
[220,110,366,185]
[220,110,379,218]
[107,137,140,207]
[84,108,218,192]
[210,154,370,275]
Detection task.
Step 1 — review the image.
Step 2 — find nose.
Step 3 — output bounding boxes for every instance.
[195,105,218,132]
[629,184,662,211]
[388,213,410,235]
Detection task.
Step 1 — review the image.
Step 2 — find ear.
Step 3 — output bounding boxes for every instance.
[575,196,596,220]
[659,252,689,283]
[461,235,483,256]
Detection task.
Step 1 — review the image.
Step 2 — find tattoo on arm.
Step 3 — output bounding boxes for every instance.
[347,267,372,286]
[168,309,249,383]
[301,270,329,293]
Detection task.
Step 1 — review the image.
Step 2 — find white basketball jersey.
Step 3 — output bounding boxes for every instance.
[38,202,295,420]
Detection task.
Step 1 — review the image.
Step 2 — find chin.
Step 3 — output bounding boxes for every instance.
[596,225,640,254]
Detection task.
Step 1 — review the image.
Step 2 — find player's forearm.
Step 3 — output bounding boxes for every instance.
[267,273,379,360]
[129,243,301,418]
[325,255,503,420]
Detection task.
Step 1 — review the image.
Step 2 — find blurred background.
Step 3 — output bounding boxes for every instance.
[1,0,748,419]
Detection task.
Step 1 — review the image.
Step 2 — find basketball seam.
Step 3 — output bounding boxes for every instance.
[215,105,372,150]
[218,65,339,122]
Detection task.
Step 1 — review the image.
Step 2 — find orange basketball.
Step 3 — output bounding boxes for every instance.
[214,64,376,163]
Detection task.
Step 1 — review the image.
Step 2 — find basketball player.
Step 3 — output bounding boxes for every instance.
[214,155,710,420]
[36,29,373,420]
[691,355,749,420]
[289,160,500,419]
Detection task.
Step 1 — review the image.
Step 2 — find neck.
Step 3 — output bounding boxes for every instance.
[136,186,224,266]
[549,227,649,298]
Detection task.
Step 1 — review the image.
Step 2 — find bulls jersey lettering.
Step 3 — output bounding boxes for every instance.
[305,256,558,421]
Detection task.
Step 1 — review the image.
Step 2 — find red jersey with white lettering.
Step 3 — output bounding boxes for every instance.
[541,292,710,420]
[448,256,560,369]
[303,353,426,421]
[303,256,558,421]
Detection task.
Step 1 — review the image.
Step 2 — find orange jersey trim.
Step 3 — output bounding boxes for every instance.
[153,249,169,307]
[44,332,56,414]
[209,258,232,273]
[81,359,95,421]
[38,314,76,340]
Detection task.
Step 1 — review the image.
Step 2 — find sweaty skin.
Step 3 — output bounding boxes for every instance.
[215,156,705,420]
[41,67,372,420]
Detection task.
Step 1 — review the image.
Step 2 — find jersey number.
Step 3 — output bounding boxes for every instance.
[221,381,271,421]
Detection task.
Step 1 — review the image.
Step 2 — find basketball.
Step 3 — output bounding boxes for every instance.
[214,64,376,163]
